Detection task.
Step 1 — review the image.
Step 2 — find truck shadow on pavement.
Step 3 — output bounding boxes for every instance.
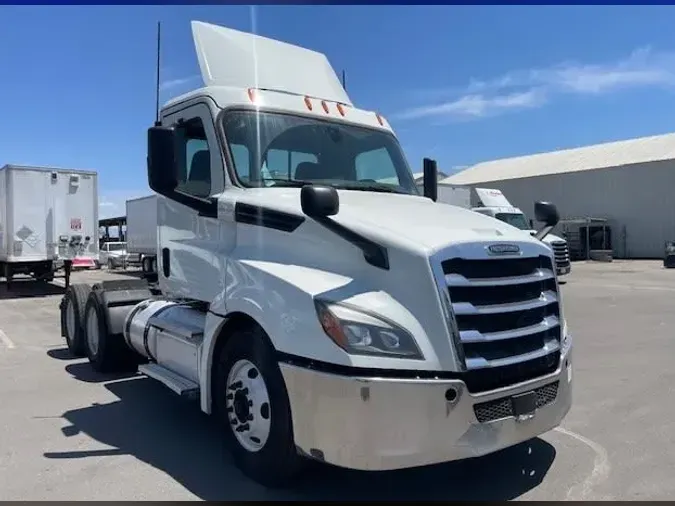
[0,279,66,300]
[43,375,557,501]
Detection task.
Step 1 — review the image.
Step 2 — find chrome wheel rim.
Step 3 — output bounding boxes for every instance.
[226,359,271,452]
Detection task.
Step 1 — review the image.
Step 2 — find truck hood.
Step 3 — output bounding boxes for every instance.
[229,188,546,254]
[527,230,566,244]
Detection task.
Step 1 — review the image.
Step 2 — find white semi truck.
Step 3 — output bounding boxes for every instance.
[437,183,571,277]
[59,21,572,487]
[0,164,99,289]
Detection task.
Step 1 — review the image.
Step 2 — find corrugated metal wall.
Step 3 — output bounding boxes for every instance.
[462,159,675,258]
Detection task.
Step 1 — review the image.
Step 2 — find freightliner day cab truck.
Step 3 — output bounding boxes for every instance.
[437,183,571,277]
[59,21,573,487]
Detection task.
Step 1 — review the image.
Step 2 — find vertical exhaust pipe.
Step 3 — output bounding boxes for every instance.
[423,158,438,202]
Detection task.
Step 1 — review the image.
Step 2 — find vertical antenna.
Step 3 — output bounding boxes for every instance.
[154,21,161,126]
[341,69,347,91]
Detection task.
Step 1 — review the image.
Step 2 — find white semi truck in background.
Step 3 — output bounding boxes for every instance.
[125,195,158,278]
[59,21,572,488]
[437,183,571,277]
[0,164,99,289]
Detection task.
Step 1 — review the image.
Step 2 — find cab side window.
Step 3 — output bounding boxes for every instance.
[176,117,212,198]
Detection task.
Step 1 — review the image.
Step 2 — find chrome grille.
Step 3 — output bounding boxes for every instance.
[551,241,570,269]
[441,254,561,392]
[473,381,559,423]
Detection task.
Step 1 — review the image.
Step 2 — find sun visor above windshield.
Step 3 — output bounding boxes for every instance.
[191,21,352,106]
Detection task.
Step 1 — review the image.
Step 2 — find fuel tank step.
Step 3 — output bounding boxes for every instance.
[139,363,200,399]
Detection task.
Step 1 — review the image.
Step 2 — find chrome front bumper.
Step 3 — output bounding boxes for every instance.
[280,351,572,471]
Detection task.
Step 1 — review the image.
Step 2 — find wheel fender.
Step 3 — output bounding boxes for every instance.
[199,263,355,414]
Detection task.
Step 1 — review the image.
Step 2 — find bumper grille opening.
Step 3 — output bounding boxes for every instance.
[473,381,560,423]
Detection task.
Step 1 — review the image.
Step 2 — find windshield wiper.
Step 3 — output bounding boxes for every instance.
[332,182,410,194]
[255,178,308,188]
[256,179,411,195]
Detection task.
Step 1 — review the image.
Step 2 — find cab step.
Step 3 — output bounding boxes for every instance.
[138,363,200,399]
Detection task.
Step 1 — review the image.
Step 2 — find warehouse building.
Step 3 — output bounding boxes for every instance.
[442,132,675,259]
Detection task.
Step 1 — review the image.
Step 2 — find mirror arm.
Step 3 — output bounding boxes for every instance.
[534,224,555,241]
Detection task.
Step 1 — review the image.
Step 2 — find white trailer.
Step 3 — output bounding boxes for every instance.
[125,195,158,277]
[59,22,573,488]
[0,164,98,288]
[437,183,471,208]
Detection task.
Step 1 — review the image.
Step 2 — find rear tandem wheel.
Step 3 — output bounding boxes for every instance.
[60,283,93,357]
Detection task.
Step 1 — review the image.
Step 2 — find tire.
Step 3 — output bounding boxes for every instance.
[213,326,304,487]
[4,263,12,290]
[83,291,138,373]
[142,256,152,274]
[107,259,115,271]
[61,283,92,357]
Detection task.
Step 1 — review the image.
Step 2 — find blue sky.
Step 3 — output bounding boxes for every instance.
[2,5,675,218]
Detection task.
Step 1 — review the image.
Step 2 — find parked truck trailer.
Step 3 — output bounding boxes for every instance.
[125,195,158,278]
[59,21,573,488]
[0,164,98,288]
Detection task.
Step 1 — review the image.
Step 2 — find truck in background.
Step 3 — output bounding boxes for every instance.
[437,183,571,277]
[125,195,158,279]
[0,165,98,288]
[59,21,572,488]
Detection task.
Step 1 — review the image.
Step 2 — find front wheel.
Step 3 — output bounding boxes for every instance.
[214,326,304,487]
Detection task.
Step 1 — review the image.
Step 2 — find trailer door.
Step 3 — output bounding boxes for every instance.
[9,168,50,261]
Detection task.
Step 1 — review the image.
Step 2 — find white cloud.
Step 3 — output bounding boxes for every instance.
[160,75,200,91]
[399,89,545,120]
[398,46,675,121]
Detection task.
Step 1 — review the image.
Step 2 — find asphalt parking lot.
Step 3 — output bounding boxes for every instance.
[1,260,674,500]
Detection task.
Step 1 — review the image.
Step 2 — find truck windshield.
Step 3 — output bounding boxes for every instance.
[495,213,531,230]
[222,110,419,195]
[107,243,127,251]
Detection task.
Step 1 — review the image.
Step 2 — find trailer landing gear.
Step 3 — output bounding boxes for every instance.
[64,260,72,289]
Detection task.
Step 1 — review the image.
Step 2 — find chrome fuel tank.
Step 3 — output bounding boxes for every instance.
[123,299,206,383]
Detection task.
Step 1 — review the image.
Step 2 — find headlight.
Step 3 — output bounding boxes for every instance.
[314,300,424,359]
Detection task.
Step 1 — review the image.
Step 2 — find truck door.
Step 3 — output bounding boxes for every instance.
[158,101,228,302]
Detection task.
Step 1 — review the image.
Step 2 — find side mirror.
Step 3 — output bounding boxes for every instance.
[533,201,560,240]
[423,157,438,202]
[147,126,179,195]
[301,185,339,218]
[534,201,559,227]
